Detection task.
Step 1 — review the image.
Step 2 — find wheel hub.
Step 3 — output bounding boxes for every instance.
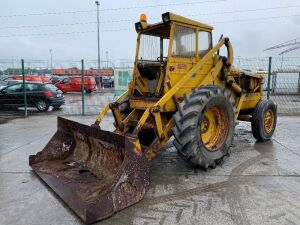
[38,101,46,110]
[264,109,274,134]
[200,106,229,151]
[201,116,209,134]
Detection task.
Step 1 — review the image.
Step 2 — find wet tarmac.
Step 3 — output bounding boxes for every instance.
[0,115,299,225]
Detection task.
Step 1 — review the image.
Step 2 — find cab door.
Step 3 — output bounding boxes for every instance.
[195,30,214,81]
[168,24,198,97]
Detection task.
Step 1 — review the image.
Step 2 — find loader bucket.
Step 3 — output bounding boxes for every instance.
[29,117,149,224]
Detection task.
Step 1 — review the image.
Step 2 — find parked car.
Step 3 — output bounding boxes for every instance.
[40,76,51,83]
[12,75,51,83]
[51,75,65,84]
[0,81,6,90]
[101,76,114,88]
[55,76,97,93]
[0,80,22,90]
[0,83,64,111]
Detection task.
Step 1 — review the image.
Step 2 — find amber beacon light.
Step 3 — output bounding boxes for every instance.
[140,13,147,22]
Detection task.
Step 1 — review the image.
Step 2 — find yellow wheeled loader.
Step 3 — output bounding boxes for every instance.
[29,12,277,224]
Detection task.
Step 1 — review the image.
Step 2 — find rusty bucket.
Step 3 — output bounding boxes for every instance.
[29,117,149,224]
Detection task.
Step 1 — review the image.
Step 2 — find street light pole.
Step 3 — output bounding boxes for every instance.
[106,51,108,68]
[49,49,53,75]
[95,1,101,88]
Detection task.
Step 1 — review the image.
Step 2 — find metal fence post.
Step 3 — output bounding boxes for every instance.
[272,72,277,94]
[81,59,85,116]
[21,59,27,117]
[298,72,300,93]
[267,57,272,100]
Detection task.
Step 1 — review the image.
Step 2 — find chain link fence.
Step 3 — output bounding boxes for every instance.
[0,57,299,121]
[235,57,300,115]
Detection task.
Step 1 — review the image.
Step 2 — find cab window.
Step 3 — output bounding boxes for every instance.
[139,34,169,61]
[198,31,212,57]
[172,25,196,57]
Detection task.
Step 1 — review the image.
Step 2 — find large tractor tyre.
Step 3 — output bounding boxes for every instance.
[172,86,236,169]
[251,99,277,141]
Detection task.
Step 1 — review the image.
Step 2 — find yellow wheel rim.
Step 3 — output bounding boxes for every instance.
[264,109,274,134]
[200,106,229,151]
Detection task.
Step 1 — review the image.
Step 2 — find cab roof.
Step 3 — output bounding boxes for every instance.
[164,12,213,30]
[135,12,213,35]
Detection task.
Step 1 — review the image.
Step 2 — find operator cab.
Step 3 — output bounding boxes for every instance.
[133,13,213,100]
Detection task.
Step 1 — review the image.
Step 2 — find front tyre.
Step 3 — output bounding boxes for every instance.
[35,99,49,112]
[251,99,277,141]
[172,86,236,169]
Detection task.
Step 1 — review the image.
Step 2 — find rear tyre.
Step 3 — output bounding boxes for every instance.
[251,99,277,141]
[172,86,236,168]
[36,99,49,112]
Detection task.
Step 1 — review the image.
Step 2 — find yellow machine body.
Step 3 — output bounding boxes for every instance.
[30,12,266,224]
[96,12,264,159]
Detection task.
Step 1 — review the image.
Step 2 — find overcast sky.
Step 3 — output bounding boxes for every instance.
[0,0,299,64]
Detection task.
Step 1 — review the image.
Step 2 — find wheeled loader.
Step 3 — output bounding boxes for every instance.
[29,13,277,224]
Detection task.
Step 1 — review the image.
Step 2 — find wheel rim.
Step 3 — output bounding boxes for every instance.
[264,109,274,134]
[200,106,229,151]
[38,101,46,110]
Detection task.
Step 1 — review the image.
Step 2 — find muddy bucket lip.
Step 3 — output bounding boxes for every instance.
[30,168,120,224]
[29,117,150,224]
[31,169,94,222]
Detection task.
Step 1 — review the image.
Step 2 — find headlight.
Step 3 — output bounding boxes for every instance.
[162,12,170,23]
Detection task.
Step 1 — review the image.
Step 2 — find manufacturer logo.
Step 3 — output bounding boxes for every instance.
[177,64,186,69]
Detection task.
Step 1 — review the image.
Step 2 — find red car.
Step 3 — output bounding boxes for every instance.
[55,76,97,93]
[12,75,51,83]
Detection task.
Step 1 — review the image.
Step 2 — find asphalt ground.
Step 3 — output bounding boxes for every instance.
[0,114,299,225]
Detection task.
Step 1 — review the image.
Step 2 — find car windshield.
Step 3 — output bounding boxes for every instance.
[44,84,59,91]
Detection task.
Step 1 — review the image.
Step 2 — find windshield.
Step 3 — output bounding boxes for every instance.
[44,84,59,91]
[138,34,169,61]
